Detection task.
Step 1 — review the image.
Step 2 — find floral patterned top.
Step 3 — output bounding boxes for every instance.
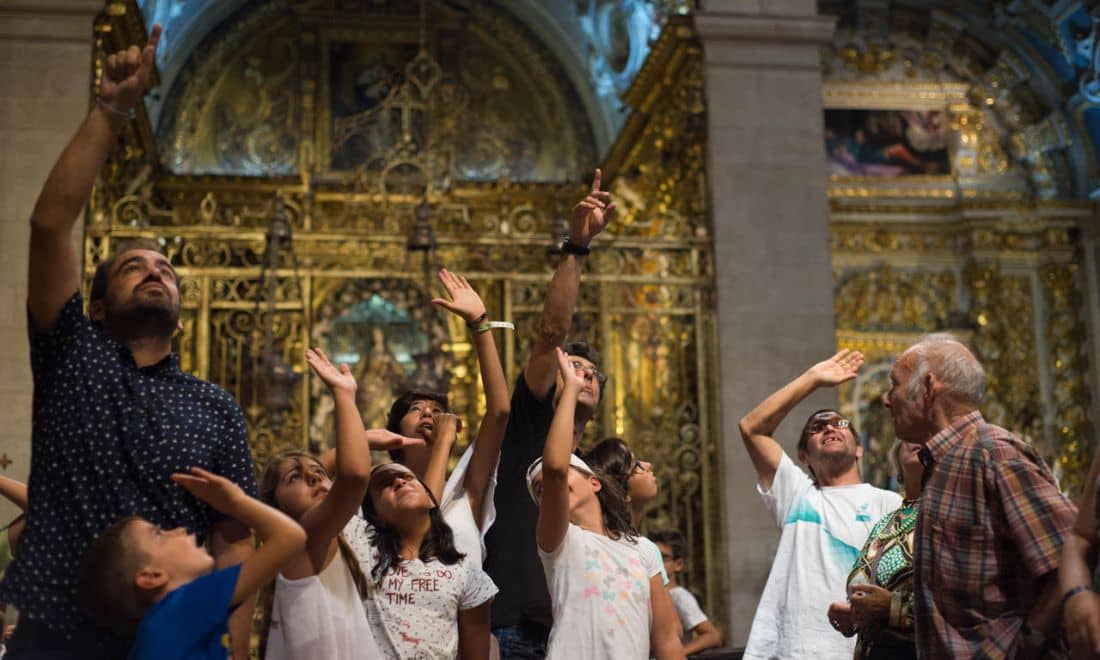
[846,498,919,657]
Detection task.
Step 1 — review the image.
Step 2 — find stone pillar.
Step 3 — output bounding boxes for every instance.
[0,0,99,521]
[694,0,837,646]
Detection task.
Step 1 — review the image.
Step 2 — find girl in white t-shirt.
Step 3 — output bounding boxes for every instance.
[525,348,684,660]
[349,461,498,659]
[258,348,423,659]
[376,269,510,565]
[583,437,670,585]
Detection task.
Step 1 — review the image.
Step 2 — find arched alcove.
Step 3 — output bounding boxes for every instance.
[152,0,598,181]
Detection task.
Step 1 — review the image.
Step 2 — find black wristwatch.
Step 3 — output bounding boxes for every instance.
[560,237,590,256]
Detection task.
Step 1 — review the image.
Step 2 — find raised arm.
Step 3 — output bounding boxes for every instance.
[286,348,379,576]
[171,467,305,607]
[431,269,510,526]
[315,428,424,475]
[423,413,460,503]
[28,25,161,331]
[0,476,28,512]
[536,348,586,553]
[524,170,617,399]
[1061,445,1100,658]
[737,350,863,489]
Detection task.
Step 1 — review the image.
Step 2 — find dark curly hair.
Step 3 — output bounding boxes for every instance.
[361,464,464,582]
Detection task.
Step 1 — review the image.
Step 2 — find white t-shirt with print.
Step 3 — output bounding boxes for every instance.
[265,545,381,660]
[743,453,901,660]
[669,585,708,644]
[539,524,663,660]
[344,516,498,660]
[635,536,669,586]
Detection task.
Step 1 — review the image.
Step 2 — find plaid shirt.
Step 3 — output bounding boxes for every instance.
[913,411,1076,659]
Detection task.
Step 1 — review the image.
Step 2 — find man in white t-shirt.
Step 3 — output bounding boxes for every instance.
[738,350,902,660]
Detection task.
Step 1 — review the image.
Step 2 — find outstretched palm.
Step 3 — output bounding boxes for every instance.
[305,347,357,393]
[100,23,162,111]
[431,269,485,323]
[171,467,245,514]
[809,349,864,387]
[569,169,617,247]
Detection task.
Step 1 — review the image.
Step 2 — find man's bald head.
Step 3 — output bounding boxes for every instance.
[900,333,985,407]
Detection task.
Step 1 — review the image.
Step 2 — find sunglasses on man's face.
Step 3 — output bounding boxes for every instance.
[807,417,851,435]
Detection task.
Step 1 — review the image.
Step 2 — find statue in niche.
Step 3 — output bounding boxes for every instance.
[355,326,405,428]
[310,288,450,446]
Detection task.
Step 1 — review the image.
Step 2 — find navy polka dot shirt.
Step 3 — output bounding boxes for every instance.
[0,292,259,637]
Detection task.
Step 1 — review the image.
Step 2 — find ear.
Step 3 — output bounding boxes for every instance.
[672,558,686,573]
[588,474,602,494]
[89,299,105,322]
[134,567,169,591]
[923,372,937,408]
[797,449,808,465]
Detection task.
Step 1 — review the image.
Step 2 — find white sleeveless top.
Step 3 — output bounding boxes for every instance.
[265,545,382,660]
[440,439,499,566]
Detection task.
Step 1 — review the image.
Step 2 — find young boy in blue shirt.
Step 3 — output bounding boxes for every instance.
[78,467,306,659]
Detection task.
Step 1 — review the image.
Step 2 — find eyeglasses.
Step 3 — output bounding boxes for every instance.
[569,360,606,384]
[807,417,851,434]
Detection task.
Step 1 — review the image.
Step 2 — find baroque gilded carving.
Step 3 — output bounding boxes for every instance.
[86,7,724,630]
[1042,262,1094,496]
[965,264,1043,444]
[834,267,957,332]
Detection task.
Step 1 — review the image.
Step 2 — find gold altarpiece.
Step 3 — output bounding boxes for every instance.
[88,1,726,625]
[825,5,1095,497]
[85,1,1099,640]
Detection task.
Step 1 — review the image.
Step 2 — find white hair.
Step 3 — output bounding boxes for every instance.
[902,333,986,405]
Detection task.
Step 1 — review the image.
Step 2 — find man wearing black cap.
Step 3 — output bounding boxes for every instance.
[483,170,615,659]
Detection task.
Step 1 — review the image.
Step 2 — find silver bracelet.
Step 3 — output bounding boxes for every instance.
[96,97,135,120]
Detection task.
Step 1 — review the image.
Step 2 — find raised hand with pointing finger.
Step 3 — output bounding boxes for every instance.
[568,168,617,248]
[100,23,162,115]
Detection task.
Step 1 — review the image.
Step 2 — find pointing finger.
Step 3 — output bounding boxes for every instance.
[144,24,163,62]
[590,168,602,193]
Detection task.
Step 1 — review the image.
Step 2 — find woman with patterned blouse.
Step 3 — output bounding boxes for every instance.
[827,440,923,660]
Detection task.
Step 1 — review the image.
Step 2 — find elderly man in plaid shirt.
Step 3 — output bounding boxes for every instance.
[883,333,1076,659]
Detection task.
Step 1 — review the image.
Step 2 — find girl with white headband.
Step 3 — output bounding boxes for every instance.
[525,347,684,660]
